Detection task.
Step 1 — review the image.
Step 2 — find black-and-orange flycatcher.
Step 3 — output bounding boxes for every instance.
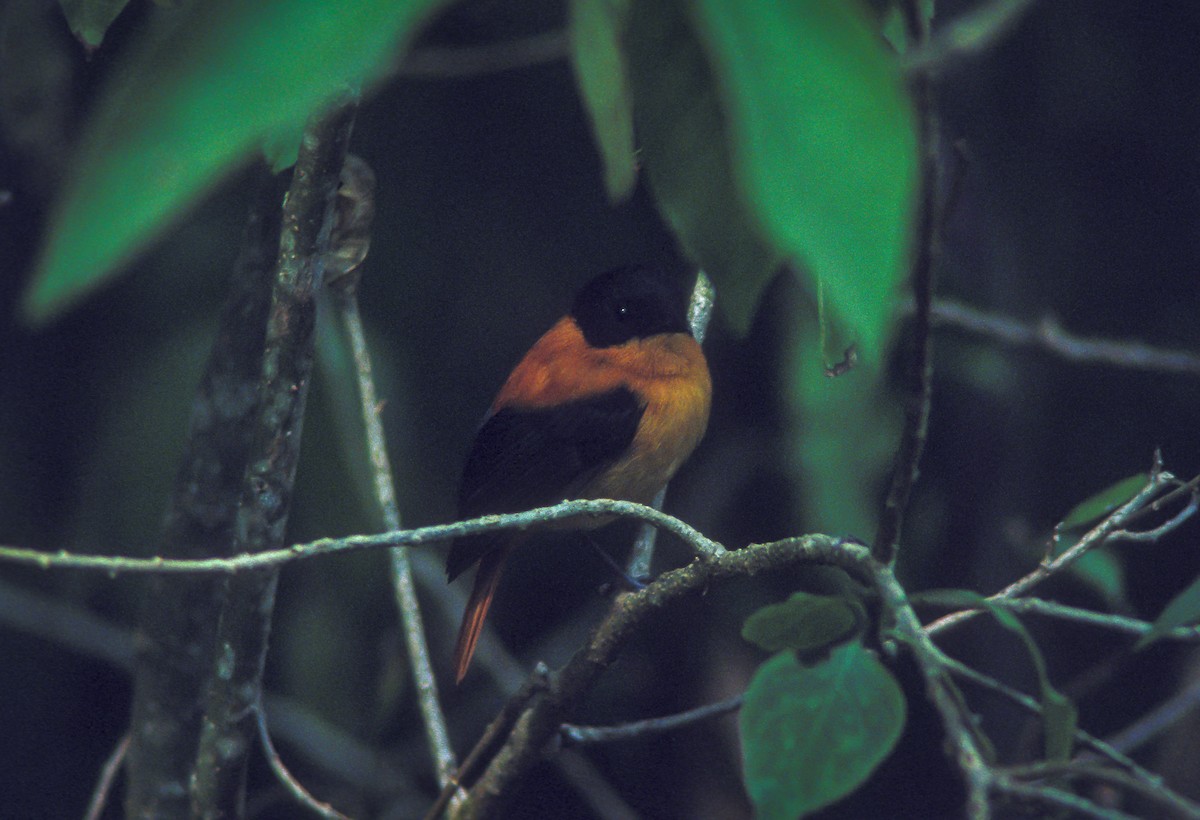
[446,265,712,683]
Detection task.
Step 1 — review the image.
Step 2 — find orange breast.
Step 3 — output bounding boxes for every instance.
[494,317,711,505]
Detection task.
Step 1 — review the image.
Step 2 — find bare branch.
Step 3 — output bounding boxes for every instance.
[926,468,1181,636]
[928,298,1200,377]
[626,271,716,579]
[0,498,726,575]
[325,166,456,787]
[191,96,359,818]
[256,702,351,820]
[84,733,130,820]
[561,694,741,746]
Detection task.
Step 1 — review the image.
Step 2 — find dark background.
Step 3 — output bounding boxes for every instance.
[1,0,1198,816]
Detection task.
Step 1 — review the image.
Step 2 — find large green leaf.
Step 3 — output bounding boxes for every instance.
[690,0,918,356]
[625,0,780,333]
[568,0,637,201]
[740,642,906,818]
[26,0,447,322]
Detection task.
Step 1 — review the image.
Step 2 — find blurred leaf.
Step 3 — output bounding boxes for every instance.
[915,589,1077,761]
[740,642,905,818]
[58,0,132,50]
[1070,547,1129,610]
[27,0,447,322]
[689,0,917,357]
[1058,473,1148,531]
[742,591,864,654]
[625,0,779,333]
[787,294,898,537]
[1137,573,1200,650]
[568,0,636,201]
[261,123,304,174]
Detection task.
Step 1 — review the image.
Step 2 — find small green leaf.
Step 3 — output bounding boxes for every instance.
[688,0,918,357]
[1136,573,1200,650]
[568,0,637,201]
[1058,473,1149,531]
[915,589,1077,761]
[27,0,448,322]
[741,591,864,654]
[740,642,906,818]
[58,0,133,50]
[625,0,780,334]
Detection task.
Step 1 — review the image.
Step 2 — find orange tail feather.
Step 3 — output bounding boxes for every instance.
[452,549,508,684]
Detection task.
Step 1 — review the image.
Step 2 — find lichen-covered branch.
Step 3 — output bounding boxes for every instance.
[190,96,359,819]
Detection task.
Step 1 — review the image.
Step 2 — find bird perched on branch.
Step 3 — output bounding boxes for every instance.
[446,265,712,683]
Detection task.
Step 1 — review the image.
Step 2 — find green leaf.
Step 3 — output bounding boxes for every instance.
[740,642,906,818]
[741,591,864,654]
[689,0,917,357]
[787,298,898,536]
[915,589,1077,761]
[1136,573,1200,650]
[27,0,448,322]
[568,0,637,201]
[625,0,780,334]
[1058,473,1149,531]
[58,0,133,50]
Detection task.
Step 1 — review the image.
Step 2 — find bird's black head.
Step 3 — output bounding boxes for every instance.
[571,266,693,348]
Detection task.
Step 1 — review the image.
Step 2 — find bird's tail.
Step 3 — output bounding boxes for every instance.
[451,549,507,684]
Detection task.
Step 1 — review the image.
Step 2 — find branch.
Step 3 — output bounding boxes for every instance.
[256,702,350,820]
[84,733,130,820]
[874,0,941,565]
[626,270,716,579]
[925,467,1186,635]
[323,156,457,789]
[191,96,359,819]
[125,165,283,817]
[927,298,1200,377]
[0,499,726,575]
[560,694,741,746]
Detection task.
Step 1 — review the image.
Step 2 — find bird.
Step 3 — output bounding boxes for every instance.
[446,265,712,683]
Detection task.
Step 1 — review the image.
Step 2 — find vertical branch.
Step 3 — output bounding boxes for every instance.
[874,2,940,566]
[125,173,281,819]
[625,271,715,579]
[189,95,359,818]
[328,251,457,785]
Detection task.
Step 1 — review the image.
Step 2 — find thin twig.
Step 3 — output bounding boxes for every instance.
[927,298,1200,377]
[1095,673,1200,758]
[985,597,1200,641]
[993,777,1137,820]
[942,655,1200,817]
[874,0,940,566]
[84,733,131,820]
[560,694,741,746]
[256,701,351,820]
[999,761,1200,819]
[424,664,552,820]
[0,499,726,575]
[331,268,456,787]
[926,469,1179,635]
[626,271,716,579]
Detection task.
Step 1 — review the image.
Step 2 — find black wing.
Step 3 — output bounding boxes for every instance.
[446,387,643,581]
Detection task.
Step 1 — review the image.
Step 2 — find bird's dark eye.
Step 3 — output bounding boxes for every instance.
[614,301,631,320]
